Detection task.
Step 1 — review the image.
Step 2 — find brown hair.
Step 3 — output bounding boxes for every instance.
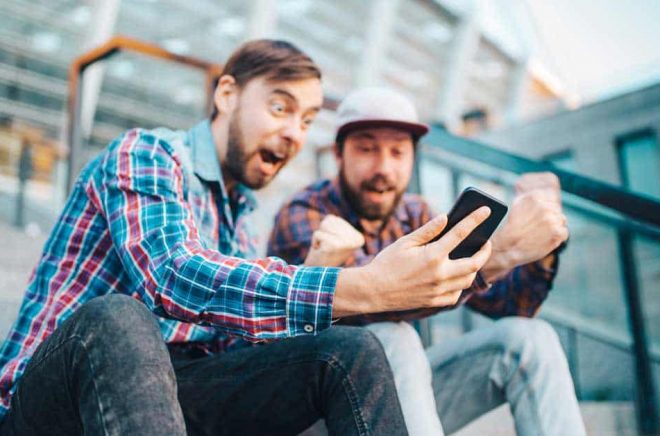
[210,39,321,120]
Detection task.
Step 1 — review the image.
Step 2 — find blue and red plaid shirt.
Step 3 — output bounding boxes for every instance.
[267,178,557,325]
[0,120,340,420]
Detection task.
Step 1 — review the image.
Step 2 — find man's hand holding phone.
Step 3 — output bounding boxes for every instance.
[333,207,493,318]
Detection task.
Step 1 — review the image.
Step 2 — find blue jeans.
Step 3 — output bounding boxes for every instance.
[0,294,407,436]
[367,318,586,436]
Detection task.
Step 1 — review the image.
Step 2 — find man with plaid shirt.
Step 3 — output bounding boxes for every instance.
[268,87,586,435]
[0,41,502,436]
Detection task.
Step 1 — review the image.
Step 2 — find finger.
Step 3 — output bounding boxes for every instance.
[311,230,339,250]
[321,215,364,243]
[516,172,560,193]
[319,214,346,232]
[471,240,492,267]
[557,226,570,244]
[437,206,491,254]
[311,231,322,249]
[403,214,448,246]
[445,240,492,278]
[430,288,466,307]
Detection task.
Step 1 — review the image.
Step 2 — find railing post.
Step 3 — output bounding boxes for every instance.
[618,229,658,434]
[567,326,582,398]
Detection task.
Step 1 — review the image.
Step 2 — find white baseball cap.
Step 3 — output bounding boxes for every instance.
[335,87,429,141]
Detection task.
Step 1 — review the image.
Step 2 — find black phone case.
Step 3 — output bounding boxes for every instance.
[432,187,508,259]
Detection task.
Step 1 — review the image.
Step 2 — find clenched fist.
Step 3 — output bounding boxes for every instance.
[304,215,366,267]
[482,172,568,281]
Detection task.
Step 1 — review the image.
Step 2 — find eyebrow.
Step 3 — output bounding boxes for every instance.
[272,88,321,114]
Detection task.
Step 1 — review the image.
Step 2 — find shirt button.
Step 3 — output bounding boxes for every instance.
[304,324,314,333]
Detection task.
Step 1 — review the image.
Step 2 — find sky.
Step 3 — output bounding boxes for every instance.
[525,0,660,104]
[443,0,660,105]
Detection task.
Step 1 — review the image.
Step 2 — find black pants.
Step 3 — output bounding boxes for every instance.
[0,294,407,435]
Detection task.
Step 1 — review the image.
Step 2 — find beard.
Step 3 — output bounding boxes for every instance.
[339,167,405,221]
[223,106,275,190]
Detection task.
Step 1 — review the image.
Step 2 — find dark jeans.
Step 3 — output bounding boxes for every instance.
[0,294,406,436]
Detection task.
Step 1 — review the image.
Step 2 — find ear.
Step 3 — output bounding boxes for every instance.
[213,75,239,117]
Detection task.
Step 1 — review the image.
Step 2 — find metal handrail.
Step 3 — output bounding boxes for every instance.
[425,126,660,228]
[421,146,660,241]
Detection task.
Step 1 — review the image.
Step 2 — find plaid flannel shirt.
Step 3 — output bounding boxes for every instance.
[267,178,557,326]
[0,120,340,420]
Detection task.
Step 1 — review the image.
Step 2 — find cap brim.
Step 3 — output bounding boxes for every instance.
[336,120,429,140]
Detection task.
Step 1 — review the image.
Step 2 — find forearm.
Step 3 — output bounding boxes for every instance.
[467,257,557,318]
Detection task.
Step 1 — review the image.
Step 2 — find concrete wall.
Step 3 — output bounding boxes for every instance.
[480,83,660,185]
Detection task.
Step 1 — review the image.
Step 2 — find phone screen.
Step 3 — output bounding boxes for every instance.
[431,187,508,259]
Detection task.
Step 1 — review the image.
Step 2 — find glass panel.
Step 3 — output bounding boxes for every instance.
[635,234,660,351]
[618,132,660,199]
[547,214,629,336]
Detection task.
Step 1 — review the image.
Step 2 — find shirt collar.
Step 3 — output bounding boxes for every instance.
[188,119,257,212]
[189,119,221,183]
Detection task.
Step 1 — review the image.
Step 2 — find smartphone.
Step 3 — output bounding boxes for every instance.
[431,187,508,259]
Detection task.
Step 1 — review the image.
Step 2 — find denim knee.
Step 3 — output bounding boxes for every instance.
[72,293,165,354]
[315,326,390,370]
[493,317,566,368]
[367,322,432,384]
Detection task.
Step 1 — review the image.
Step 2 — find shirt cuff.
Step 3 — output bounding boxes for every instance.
[472,271,492,293]
[528,252,560,282]
[286,266,340,336]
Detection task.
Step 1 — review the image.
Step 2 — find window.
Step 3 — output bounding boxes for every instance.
[616,129,660,199]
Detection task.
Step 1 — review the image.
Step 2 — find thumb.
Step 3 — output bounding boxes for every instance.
[402,214,448,246]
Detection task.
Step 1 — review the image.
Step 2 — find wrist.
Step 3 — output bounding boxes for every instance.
[480,245,519,283]
[333,266,377,318]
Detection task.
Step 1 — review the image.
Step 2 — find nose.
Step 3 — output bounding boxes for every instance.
[280,118,305,153]
[373,149,396,178]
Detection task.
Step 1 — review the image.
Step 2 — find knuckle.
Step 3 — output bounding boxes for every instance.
[432,267,444,284]
[455,225,470,241]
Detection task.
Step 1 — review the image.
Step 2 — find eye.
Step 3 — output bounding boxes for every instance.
[270,101,286,114]
[302,116,315,129]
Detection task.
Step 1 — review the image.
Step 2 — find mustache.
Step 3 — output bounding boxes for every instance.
[361,175,396,192]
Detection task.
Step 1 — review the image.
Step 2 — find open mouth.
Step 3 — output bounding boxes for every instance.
[363,187,394,203]
[256,148,288,177]
[259,149,286,165]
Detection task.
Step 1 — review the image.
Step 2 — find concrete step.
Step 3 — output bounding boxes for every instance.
[454,401,636,436]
